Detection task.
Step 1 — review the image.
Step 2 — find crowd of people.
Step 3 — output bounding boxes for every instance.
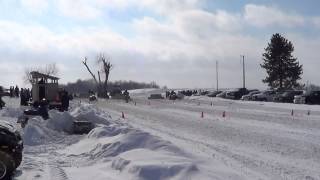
[9,86,21,98]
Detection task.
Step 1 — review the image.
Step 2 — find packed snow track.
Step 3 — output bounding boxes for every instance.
[95,89,320,180]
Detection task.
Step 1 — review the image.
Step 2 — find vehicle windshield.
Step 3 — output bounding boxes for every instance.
[249,91,259,95]
[263,91,273,95]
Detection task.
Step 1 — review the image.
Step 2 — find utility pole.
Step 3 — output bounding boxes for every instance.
[216,60,219,91]
[241,55,246,89]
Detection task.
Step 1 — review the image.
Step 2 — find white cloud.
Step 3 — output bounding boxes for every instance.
[174,10,242,35]
[55,0,102,19]
[137,0,201,14]
[53,0,202,19]
[312,17,320,28]
[1,2,320,89]
[20,0,48,14]
[244,4,305,28]
[132,9,246,62]
[0,20,131,55]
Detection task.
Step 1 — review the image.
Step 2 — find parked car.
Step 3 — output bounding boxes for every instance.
[200,91,210,96]
[169,91,184,100]
[0,122,23,179]
[277,90,304,103]
[252,90,276,101]
[293,94,305,104]
[216,91,227,98]
[294,91,320,105]
[225,88,249,100]
[148,94,164,99]
[305,91,320,104]
[241,91,260,101]
[207,91,222,97]
[272,90,287,102]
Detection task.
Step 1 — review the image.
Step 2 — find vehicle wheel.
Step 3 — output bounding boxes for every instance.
[13,153,22,168]
[0,151,15,179]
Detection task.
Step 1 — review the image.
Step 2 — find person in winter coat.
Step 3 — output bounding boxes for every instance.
[61,91,70,111]
[15,85,19,97]
[38,98,49,120]
[0,96,5,109]
[123,90,130,103]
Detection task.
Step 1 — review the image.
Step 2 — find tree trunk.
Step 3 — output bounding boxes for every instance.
[279,57,283,89]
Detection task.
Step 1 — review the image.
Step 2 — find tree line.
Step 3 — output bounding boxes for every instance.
[61,79,159,96]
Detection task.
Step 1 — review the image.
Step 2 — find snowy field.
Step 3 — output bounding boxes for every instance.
[1,89,320,180]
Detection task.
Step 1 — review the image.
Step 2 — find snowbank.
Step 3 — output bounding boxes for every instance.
[70,103,111,125]
[4,102,204,179]
[22,103,112,144]
[62,125,199,180]
[23,118,48,146]
[57,104,200,180]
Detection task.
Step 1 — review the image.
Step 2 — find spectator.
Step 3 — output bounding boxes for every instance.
[9,86,14,98]
[61,90,70,111]
[15,85,19,97]
[0,95,5,109]
[38,98,49,120]
[20,88,25,106]
[123,90,130,103]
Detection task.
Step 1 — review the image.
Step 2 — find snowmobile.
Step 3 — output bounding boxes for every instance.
[89,95,97,102]
[17,100,49,128]
[0,122,23,179]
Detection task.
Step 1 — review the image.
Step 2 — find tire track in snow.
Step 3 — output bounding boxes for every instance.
[97,98,320,180]
[120,115,320,180]
[48,164,69,180]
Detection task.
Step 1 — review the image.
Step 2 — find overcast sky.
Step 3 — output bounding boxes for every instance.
[0,0,320,89]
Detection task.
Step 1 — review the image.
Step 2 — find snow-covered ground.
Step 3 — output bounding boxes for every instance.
[1,89,320,179]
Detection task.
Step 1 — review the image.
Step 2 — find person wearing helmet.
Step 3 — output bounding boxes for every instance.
[38,98,49,120]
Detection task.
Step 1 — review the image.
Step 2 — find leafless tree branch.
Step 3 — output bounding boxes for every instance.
[82,57,99,85]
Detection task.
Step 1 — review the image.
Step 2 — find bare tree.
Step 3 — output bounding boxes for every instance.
[97,53,112,93]
[24,63,59,84]
[82,54,112,98]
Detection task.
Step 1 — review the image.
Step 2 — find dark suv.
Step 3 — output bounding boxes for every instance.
[277,90,304,103]
[0,122,23,179]
[225,88,249,100]
[305,91,320,105]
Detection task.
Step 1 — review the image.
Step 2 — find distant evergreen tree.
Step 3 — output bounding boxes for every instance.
[261,33,303,89]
